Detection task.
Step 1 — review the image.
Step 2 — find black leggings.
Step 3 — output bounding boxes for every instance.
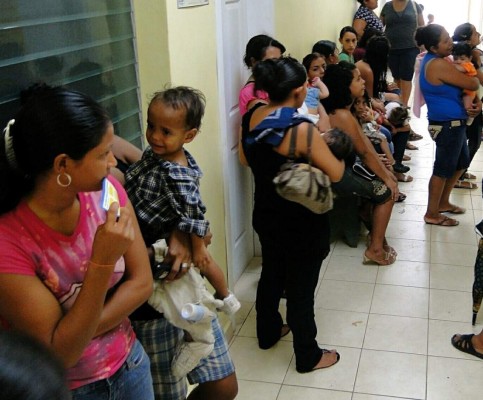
[392,129,410,164]
[460,111,483,179]
[255,228,329,372]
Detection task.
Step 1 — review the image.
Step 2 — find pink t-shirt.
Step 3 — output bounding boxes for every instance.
[239,81,269,116]
[0,176,135,390]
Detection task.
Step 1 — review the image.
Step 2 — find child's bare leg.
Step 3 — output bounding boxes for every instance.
[380,138,395,165]
[201,258,230,299]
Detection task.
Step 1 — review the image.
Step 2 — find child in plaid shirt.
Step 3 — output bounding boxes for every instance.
[125,86,239,378]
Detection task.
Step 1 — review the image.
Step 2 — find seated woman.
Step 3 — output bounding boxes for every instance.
[312,40,340,65]
[322,61,398,265]
[239,57,344,373]
[355,35,412,179]
[0,85,154,399]
[239,34,285,116]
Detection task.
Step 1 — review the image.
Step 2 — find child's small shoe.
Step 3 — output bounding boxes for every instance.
[218,292,241,315]
[152,239,168,262]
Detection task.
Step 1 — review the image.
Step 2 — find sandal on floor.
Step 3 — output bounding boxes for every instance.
[454,180,478,189]
[297,349,340,373]
[424,215,459,226]
[395,173,413,183]
[366,234,398,257]
[439,205,466,214]
[363,250,396,265]
[396,192,407,202]
[406,142,419,150]
[403,154,411,161]
[409,130,423,141]
[463,172,477,180]
[451,334,483,360]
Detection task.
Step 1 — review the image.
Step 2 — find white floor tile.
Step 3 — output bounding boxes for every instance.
[363,314,428,354]
[429,263,473,291]
[371,284,429,318]
[314,308,368,348]
[324,255,378,283]
[315,280,374,313]
[354,350,427,399]
[429,289,473,322]
[430,241,477,266]
[376,260,429,288]
[235,380,280,400]
[229,336,293,383]
[277,385,351,400]
[427,356,483,400]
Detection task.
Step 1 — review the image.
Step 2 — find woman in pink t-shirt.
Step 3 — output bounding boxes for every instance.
[239,34,286,116]
[0,85,153,399]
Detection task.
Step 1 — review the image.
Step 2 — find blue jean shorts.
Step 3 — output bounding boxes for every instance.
[132,316,235,400]
[430,120,470,178]
[71,339,154,400]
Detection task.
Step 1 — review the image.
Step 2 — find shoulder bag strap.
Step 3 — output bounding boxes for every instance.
[288,124,298,160]
[306,123,314,166]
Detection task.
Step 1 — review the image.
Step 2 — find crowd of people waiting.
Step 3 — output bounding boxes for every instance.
[0,0,483,399]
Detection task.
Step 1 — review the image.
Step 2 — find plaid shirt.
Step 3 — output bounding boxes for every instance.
[125,147,209,245]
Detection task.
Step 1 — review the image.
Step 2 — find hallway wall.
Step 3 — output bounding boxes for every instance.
[275,1,356,60]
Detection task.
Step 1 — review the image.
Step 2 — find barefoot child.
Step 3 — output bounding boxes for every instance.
[125,86,240,376]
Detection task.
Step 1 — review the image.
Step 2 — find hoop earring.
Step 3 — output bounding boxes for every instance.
[56,172,72,188]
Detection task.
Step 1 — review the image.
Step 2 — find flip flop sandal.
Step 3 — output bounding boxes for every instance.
[463,172,477,180]
[396,174,413,183]
[424,216,459,226]
[454,180,478,189]
[402,155,411,161]
[451,334,483,360]
[406,143,418,150]
[439,206,466,214]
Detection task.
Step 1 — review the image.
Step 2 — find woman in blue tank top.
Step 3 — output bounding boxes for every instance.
[414,24,480,227]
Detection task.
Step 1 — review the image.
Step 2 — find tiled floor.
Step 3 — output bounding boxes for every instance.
[229,110,483,399]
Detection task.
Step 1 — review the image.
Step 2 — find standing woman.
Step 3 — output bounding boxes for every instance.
[380,0,424,106]
[239,34,286,116]
[0,85,154,399]
[452,23,483,189]
[322,61,398,265]
[415,25,481,226]
[239,57,344,373]
[353,0,384,40]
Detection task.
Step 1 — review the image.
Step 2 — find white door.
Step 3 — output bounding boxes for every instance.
[215,0,274,285]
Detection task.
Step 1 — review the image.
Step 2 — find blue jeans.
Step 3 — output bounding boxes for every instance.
[71,340,154,400]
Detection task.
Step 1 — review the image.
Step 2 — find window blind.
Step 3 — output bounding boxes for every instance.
[0,0,143,148]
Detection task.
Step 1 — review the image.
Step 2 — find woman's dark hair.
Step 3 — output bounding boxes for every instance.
[243,34,286,68]
[339,26,357,39]
[253,57,307,103]
[0,331,70,400]
[415,24,445,53]
[321,61,357,114]
[356,0,364,4]
[452,42,472,58]
[452,23,473,43]
[0,84,110,214]
[302,52,324,74]
[312,40,337,59]
[358,27,383,49]
[150,86,206,130]
[364,35,390,97]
